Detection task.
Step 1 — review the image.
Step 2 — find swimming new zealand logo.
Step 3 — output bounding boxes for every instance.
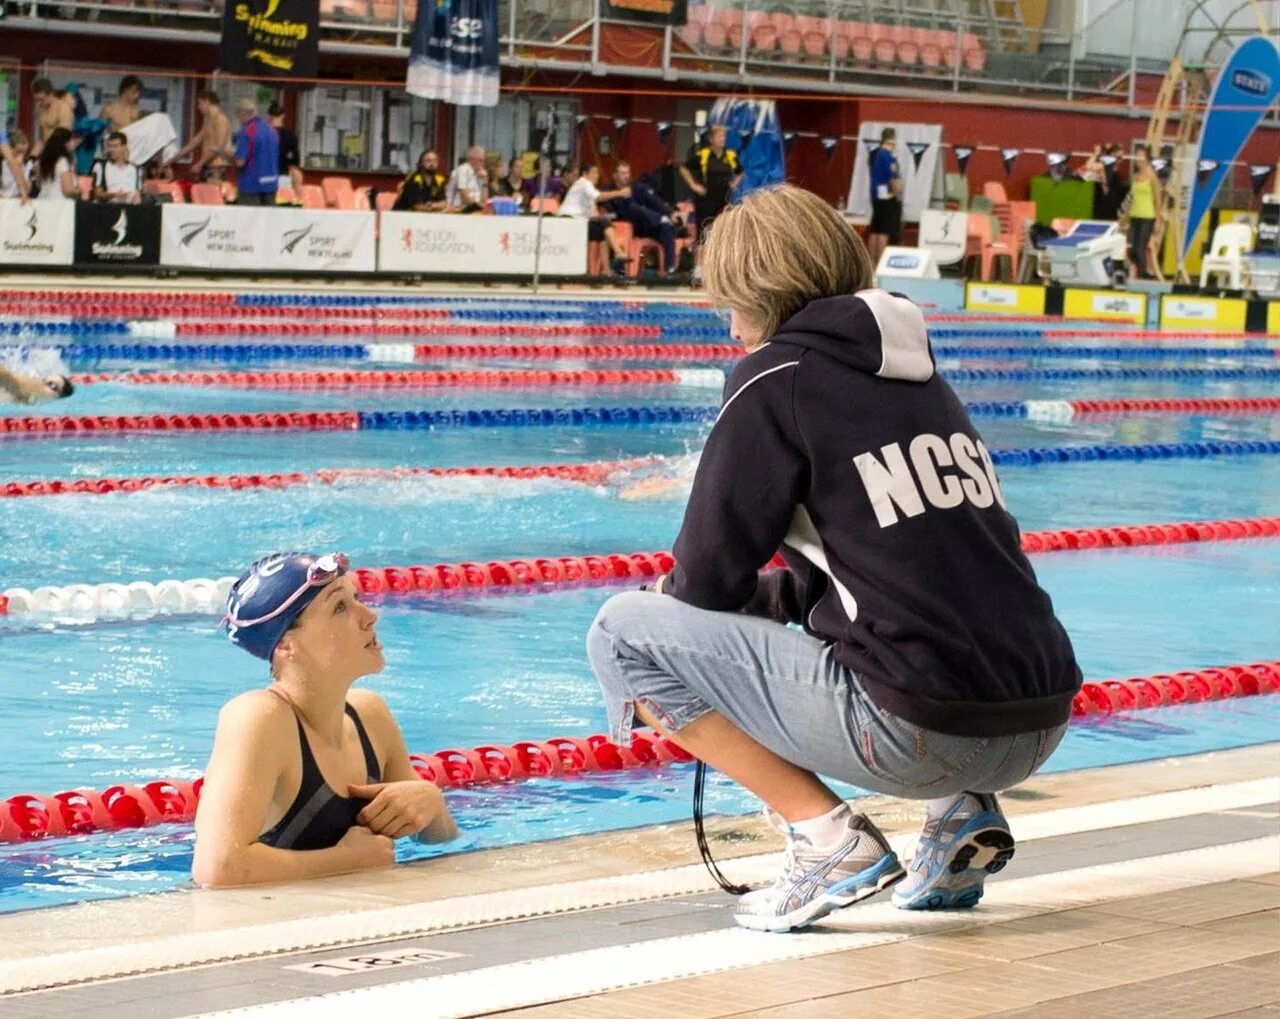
[281,223,313,255]
[90,210,144,260]
[2,209,55,256]
[179,216,212,246]
[1232,69,1270,97]
[25,210,37,241]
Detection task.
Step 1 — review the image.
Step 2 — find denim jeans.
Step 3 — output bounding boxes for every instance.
[587,591,1066,801]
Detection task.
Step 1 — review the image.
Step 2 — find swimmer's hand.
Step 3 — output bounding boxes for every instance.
[337,824,395,870]
[350,780,457,842]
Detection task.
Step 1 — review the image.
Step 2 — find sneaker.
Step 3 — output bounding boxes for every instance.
[892,793,1015,911]
[611,257,629,276]
[734,807,904,933]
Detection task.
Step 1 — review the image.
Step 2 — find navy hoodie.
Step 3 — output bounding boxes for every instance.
[663,289,1081,738]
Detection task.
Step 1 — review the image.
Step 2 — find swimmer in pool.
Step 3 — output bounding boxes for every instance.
[0,365,74,404]
[192,552,457,888]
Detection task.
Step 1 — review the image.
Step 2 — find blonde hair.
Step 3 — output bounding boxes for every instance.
[702,184,875,341]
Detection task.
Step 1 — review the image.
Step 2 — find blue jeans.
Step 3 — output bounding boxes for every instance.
[587,591,1066,800]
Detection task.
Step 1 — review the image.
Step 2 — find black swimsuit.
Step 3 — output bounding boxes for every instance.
[259,699,382,851]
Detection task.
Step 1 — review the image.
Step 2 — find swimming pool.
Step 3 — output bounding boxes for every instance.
[1,293,1277,915]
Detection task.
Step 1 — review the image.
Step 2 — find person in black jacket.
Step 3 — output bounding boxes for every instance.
[603,160,684,275]
[393,150,447,212]
[587,184,1080,933]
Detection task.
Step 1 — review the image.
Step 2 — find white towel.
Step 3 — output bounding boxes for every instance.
[122,113,178,167]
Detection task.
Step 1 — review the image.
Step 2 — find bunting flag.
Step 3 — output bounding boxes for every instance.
[906,141,930,171]
[1099,154,1119,167]
[954,145,974,175]
[1001,147,1020,177]
[863,139,881,158]
[821,136,840,161]
[1152,157,1171,181]
[1047,152,1069,168]
[656,121,672,145]
[575,114,589,133]
[738,129,753,150]
[1196,158,1220,187]
[783,131,797,154]
[1250,163,1276,195]
[612,117,629,141]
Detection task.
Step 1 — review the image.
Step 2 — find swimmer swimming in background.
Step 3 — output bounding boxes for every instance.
[0,364,75,404]
[193,552,457,888]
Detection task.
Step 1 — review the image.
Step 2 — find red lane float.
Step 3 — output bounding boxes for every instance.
[1070,397,1280,415]
[0,410,360,437]
[1043,329,1277,341]
[411,343,742,362]
[72,369,719,391]
[172,322,664,338]
[1,660,1275,842]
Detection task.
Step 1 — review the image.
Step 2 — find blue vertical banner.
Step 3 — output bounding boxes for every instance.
[708,97,785,202]
[1183,34,1280,256]
[406,0,500,107]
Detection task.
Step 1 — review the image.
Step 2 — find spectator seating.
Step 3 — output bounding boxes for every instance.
[300,185,327,209]
[190,182,224,206]
[143,180,184,203]
[983,181,1009,204]
[529,196,560,214]
[587,219,634,276]
[321,175,357,210]
[964,212,1015,280]
[1199,222,1253,289]
[375,191,397,212]
[276,187,297,205]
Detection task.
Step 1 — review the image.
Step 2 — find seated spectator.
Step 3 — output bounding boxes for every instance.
[1,127,31,202]
[92,132,142,204]
[604,160,685,276]
[561,162,631,276]
[0,364,74,404]
[269,102,304,194]
[193,552,457,888]
[101,76,144,133]
[446,146,489,213]
[521,157,565,203]
[492,158,525,205]
[31,128,78,202]
[226,99,279,207]
[393,149,447,212]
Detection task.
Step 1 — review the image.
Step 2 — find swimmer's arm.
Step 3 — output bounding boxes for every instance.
[349,689,458,844]
[193,695,391,887]
[0,366,44,404]
[1,145,28,201]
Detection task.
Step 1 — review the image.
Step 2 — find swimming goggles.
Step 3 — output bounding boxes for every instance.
[223,552,350,629]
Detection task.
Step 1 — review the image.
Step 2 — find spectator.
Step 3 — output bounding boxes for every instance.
[224,98,279,207]
[1,127,31,202]
[679,125,742,255]
[101,76,144,133]
[1122,143,1160,280]
[604,160,683,276]
[867,127,903,264]
[32,128,78,202]
[392,149,447,212]
[92,132,142,204]
[561,162,631,276]
[446,145,489,213]
[30,78,75,158]
[521,157,565,204]
[168,90,231,182]
[492,158,525,204]
[268,102,304,194]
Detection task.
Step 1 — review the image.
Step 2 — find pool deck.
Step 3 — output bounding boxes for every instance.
[0,742,1275,1018]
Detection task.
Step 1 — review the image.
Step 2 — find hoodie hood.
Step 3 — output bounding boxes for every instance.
[770,289,935,383]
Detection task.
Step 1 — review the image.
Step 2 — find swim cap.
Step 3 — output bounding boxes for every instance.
[223,551,349,660]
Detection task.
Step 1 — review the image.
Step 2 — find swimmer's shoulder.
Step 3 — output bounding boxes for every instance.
[216,689,296,740]
[347,687,395,730]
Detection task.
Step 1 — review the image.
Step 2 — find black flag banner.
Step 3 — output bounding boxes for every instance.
[821,136,840,161]
[1196,159,1220,187]
[906,141,929,170]
[783,131,798,154]
[1152,157,1170,180]
[1001,147,1020,177]
[954,145,974,175]
[1047,152,1069,168]
[601,0,687,26]
[220,0,319,78]
[863,139,880,158]
[1100,154,1119,167]
[1250,163,1276,195]
[613,117,630,141]
[738,129,753,150]
[656,121,673,145]
[575,114,590,139]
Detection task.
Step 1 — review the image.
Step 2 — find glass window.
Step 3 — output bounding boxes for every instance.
[372,91,436,174]
[301,85,372,171]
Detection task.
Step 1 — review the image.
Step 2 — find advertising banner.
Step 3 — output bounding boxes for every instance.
[964,282,1046,315]
[1063,288,1147,324]
[220,0,319,78]
[406,0,499,107]
[601,0,687,25]
[847,122,943,223]
[265,209,376,272]
[1159,294,1248,332]
[1183,35,1280,256]
[0,200,75,266]
[160,205,267,270]
[74,203,161,266]
[378,213,588,276]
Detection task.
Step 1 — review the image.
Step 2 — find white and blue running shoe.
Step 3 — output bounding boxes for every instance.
[892,792,1015,911]
[734,807,905,933]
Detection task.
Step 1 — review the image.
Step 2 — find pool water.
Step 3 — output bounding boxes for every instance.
[0,297,1277,915]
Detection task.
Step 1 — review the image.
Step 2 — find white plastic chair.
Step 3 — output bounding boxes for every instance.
[1199,222,1254,289]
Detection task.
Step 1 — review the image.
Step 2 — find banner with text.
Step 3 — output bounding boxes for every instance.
[160,205,267,270]
[75,203,161,267]
[220,0,319,78]
[0,200,75,266]
[266,208,376,272]
[406,0,499,107]
[378,213,587,276]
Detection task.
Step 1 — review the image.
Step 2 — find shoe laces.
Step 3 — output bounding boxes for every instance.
[762,807,813,888]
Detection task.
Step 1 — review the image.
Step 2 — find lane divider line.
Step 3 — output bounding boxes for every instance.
[69,369,728,391]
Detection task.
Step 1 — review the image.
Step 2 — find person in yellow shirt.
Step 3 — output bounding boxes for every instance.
[1122,144,1161,280]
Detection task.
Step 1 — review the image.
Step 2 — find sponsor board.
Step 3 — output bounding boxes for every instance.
[1267,300,1280,335]
[917,209,968,266]
[378,213,588,275]
[74,203,161,266]
[1063,288,1147,324]
[0,200,75,266]
[1159,294,1248,332]
[964,282,1046,315]
[160,205,267,269]
[267,209,376,272]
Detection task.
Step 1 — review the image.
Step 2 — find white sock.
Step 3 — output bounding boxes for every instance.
[788,802,853,851]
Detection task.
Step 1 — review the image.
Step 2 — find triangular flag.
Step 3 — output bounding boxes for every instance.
[1047,152,1068,168]
[906,141,929,170]
[612,117,629,141]
[738,129,753,150]
[783,131,797,154]
[697,128,709,147]
[574,114,589,137]
[656,121,672,145]
[1001,147,1020,176]
[954,145,974,175]
[1099,154,1119,167]
[821,136,840,161]
[1250,163,1275,196]
[863,139,881,157]
[1152,157,1170,180]
[1196,158,1220,187]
